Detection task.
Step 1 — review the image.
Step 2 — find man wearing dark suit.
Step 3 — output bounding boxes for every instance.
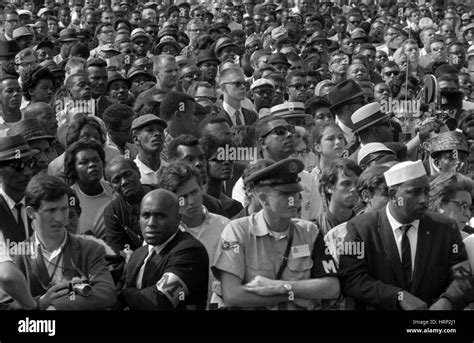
[219,67,258,128]
[340,160,473,310]
[11,174,116,310]
[0,135,38,243]
[86,58,114,119]
[121,189,209,310]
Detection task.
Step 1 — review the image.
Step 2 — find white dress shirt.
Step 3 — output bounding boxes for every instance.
[133,155,168,185]
[223,102,243,126]
[386,203,419,273]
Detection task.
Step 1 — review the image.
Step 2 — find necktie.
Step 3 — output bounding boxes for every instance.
[401,224,412,289]
[235,110,243,126]
[14,203,26,240]
[136,249,156,289]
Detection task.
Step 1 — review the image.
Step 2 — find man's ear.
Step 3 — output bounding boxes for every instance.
[361,189,371,204]
[257,137,266,150]
[314,143,322,153]
[388,187,397,202]
[433,158,440,169]
[26,206,35,220]
[255,190,268,207]
[132,130,139,144]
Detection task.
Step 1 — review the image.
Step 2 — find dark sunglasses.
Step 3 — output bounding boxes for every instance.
[224,81,246,88]
[263,125,295,137]
[384,70,399,77]
[8,158,37,172]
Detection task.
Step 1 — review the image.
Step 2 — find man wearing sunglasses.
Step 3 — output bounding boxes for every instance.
[0,134,39,243]
[219,67,258,128]
[381,61,400,86]
[232,111,323,222]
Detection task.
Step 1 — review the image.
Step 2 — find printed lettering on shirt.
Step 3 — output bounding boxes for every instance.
[322,260,337,274]
[156,272,190,308]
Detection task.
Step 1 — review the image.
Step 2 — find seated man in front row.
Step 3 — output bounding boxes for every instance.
[120,189,209,310]
[11,174,117,310]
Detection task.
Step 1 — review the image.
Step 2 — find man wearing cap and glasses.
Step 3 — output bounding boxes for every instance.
[0,134,38,243]
[219,67,258,128]
[232,110,323,222]
[340,160,474,310]
[212,158,339,310]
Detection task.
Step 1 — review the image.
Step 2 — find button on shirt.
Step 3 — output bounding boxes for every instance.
[0,187,29,239]
[133,155,168,185]
[386,203,419,272]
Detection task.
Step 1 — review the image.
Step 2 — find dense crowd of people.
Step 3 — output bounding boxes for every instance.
[0,0,474,311]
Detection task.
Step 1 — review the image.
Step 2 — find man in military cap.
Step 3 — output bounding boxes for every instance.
[213,158,340,310]
[428,131,470,176]
[340,160,474,310]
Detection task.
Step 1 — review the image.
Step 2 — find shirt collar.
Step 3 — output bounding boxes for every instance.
[223,101,241,117]
[34,231,68,258]
[251,210,291,237]
[0,185,25,210]
[134,155,156,175]
[385,203,420,232]
[148,229,179,256]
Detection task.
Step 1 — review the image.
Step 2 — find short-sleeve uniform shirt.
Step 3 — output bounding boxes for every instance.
[212,210,337,309]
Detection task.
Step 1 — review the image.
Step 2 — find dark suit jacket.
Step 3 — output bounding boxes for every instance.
[0,195,32,243]
[203,193,227,218]
[219,106,258,127]
[12,233,116,310]
[122,230,209,310]
[339,209,468,310]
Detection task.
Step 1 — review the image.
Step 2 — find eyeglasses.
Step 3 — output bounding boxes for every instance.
[9,158,37,172]
[181,72,200,79]
[195,95,217,103]
[16,61,37,68]
[384,70,399,77]
[291,149,309,157]
[447,200,471,212]
[224,81,246,88]
[263,125,295,137]
[252,89,273,96]
[288,83,309,90]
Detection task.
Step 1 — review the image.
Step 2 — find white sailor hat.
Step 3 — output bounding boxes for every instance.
[384,160,426,187]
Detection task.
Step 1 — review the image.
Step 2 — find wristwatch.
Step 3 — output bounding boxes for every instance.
[283,283,293,295]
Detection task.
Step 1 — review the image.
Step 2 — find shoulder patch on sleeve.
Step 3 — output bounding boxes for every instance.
[221,240,239,250]
[156,272,190,308]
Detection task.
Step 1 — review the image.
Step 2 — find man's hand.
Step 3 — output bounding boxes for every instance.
[38,281,70,310]
[242,276,285,296]
[399,291,428,310]
[429,298,452,310]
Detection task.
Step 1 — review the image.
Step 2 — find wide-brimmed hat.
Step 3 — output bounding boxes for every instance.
[0,40,21,57]
[214,37,237,55]
[0,135,39,162]
[153,36,181,55]
[59,28,79,42]
[327,79,365,110]
[196,49,219,66]
[7,118,55,142]
[106,71,131,91]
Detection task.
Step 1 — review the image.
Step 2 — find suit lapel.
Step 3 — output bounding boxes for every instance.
[220,109,233,127]
[0,195,24,242]
[411,216,432,293]
[377,210,406,287]
[127,246,149,286]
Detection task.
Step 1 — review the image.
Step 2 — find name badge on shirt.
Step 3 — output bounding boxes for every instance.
[291,245,310,258]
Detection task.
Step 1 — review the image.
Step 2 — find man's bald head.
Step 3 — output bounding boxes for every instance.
[152,54,177,72]
[140,189,181,245]
[65,72,89,90]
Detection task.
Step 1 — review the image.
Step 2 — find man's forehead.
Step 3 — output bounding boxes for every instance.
[177,144,203,156]
[1,79,20,87]
[39,195,69,209]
